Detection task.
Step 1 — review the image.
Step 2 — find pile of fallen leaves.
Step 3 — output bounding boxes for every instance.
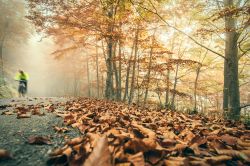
[46,98,250,166]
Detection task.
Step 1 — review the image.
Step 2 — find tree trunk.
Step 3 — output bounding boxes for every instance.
[86,54,91,97]
[171,63,179,110]
[224,0,240,120]
[128,27,139,104]
[136,46,140,105]
[165,69,170,108]
[117,39,122,101]
[113,42,120,100]
[194,65,201,111]
[0,41,4,85]
[0,37,6,85]
[104,8,114,100]
[223,55,229,111]
[123,39,135,101]
[143,42,154,107]
[156,81,163,107]
[96,42,100,98]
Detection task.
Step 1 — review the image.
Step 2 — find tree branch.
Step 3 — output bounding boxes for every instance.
[129,0,225,59]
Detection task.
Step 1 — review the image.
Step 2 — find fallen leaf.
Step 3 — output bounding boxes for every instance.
[205,155,232,164]
[27,136,52,145]
[17,114,31,119]
[0,149,12,160]
[128,152,145,166]
[83,137,112,166]
[164,157,189,166]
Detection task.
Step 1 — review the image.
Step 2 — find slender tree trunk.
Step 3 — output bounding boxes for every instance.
[123,39,135,101]
[156,81,163,107]
[136,47,140,105]
[96,43,100,98]
[105,9,114,99]
[117,39,122,101]
[171,63,179,110]
[143,43,154,107]
[165,39,175,109]
[86,55,91,97]
[113,42,120,100]
[128,27,139,104]
[223,55,229,111]
[0,41,4,85]
[194,65,201,111]
[0,22,8,86]
[165,69,170,108]
[224,0,240,120]
[101,74,104,98]
[0,37,6,85]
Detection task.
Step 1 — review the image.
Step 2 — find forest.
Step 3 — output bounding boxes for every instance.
[23,0,250,120]
[0,0,250,165]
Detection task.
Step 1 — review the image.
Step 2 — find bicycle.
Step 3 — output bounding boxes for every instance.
[18,80,27,97]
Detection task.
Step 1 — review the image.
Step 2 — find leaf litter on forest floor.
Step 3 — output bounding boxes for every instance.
[2,98,250,165]
[44,98,250,166]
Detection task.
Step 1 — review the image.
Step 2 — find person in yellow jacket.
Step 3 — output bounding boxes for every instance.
[15,70,29,97]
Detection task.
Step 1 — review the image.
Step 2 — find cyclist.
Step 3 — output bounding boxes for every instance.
[15,70,29,97]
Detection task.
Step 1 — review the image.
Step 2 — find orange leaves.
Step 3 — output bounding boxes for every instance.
[83,137,112,166]
[46,98,250,165]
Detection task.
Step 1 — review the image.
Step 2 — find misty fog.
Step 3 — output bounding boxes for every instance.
[4,34,86,97]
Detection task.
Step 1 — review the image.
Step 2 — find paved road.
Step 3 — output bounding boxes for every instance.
[0,97,80,166]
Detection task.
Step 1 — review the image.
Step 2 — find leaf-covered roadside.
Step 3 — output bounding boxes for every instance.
[46,98,250,166]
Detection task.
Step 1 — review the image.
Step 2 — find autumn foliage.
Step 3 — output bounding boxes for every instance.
[48,98,250,165]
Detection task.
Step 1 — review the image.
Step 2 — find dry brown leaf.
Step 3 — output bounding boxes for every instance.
[128,152,145,166]
[1,111,14,115]
[164,157,189,166]
[131,122,156,139]
[238,139,250,147]
[53,126,69,133]
[83,137,112,166]
[0,149,12,160]
[216,149,249,161]
[160,138,177,148]
[66,137,83,146]
[219,134,237,146]
[17,114,31,119]
[205,155,232,164]
[27,136,52,145]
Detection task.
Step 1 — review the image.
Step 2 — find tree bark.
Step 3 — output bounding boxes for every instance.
[194,65,201,111]
[143,41,154,107]
[171,63,179,110]
[224,0,240,120]
[117,39,122,101]
[0,36,6,85]
[123,38,135,101]
[113,42,120,100]
[128,27,139,104]
[86,54,91,97]
[165,69,170,108]
[96,42,100,98]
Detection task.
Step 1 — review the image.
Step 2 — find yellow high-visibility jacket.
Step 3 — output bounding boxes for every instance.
[15,72,29,81]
